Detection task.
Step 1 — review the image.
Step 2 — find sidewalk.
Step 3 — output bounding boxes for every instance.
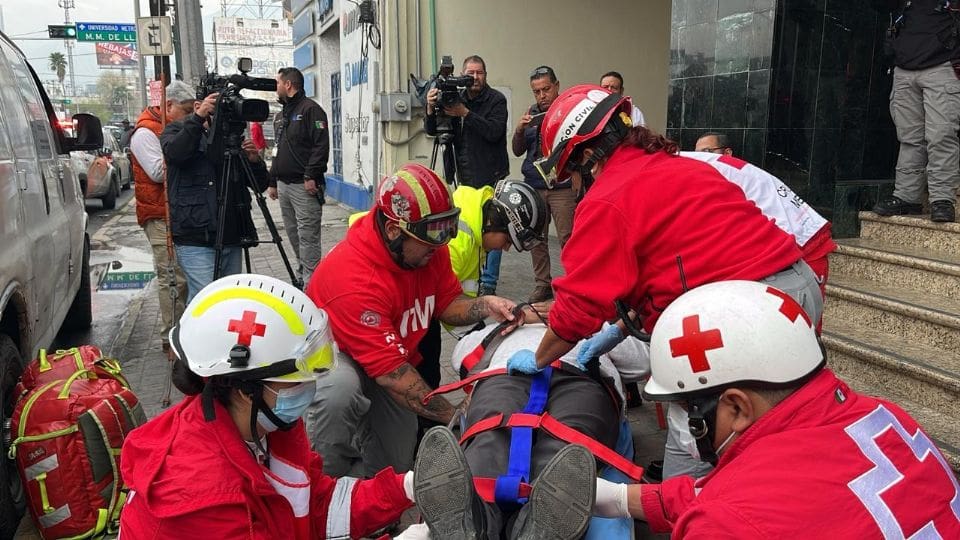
[96,195,667,537]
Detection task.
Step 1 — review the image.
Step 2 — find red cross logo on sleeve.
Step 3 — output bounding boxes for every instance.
[765,286,812,327]
[669,315,724,373]
[228,310,267,346]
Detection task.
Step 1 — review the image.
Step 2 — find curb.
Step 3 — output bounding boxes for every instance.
[107,285,145,359]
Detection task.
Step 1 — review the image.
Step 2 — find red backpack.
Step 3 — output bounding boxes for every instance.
[14,346,128,400]
[8,362,146,538]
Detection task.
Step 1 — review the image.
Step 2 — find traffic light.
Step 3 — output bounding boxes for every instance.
[47,25,77,39]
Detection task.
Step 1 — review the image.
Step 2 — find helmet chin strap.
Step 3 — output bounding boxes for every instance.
[687,394,722,465]
[377,210,416,269]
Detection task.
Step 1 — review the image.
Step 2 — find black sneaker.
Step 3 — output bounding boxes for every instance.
[511,444,596,540]
[931,200,956,223]
[873,196,923,216]
[414,426,485,539]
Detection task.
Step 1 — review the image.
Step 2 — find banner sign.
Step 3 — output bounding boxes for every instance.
[95,42,138,68]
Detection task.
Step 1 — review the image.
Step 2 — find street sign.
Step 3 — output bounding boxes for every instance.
[75,22,137,43]
[136,17,173,56]
[47,25,77,39]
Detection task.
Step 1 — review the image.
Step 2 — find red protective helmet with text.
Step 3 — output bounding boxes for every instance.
[376,163,460,245]
[536,84,633,183]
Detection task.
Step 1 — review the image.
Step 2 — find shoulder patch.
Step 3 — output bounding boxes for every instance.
[315,120,326,130]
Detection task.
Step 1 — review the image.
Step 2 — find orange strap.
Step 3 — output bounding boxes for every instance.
[473,477,532,503]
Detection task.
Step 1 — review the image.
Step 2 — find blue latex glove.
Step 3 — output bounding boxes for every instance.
[507,349,542,375]
[576,324,625,369]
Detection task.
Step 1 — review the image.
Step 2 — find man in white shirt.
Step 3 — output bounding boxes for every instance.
[128,81,194,355]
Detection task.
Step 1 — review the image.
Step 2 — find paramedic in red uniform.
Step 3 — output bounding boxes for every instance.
[506,85,824,480]
[120,275,418,539]
[304,163,531,478]
[592,280,960,538]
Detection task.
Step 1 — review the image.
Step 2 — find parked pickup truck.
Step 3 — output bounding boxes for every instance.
[0,31,103,536]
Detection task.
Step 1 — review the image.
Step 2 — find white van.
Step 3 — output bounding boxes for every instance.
[0,32,103,535]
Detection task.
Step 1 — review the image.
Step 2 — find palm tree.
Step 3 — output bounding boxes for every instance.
[48,52,67,95]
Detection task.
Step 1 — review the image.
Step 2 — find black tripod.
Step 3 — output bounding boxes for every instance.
[212,135,302,289]
[429,119,457,184]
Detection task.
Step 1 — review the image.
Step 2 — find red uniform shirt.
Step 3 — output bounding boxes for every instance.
[551,147,802,341]
[307,212,462,377]
[120,396,410,539]
[642,369,960,538]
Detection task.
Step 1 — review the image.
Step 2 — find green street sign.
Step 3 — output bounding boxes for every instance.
[75,22,137,43]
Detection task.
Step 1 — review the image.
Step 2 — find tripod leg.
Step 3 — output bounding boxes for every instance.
[213,154,232,281]
[244,247,252,273]
[237,157,303,289]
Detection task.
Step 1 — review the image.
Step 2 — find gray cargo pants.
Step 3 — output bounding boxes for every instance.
[303,352,418,477]
[891,62,960,204]
[662,259,823,480]
[278,180,323,286]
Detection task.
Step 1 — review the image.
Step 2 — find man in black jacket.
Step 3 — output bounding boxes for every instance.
[425,55,509,295]
[874,0,960,222]
[268,67,330,285]
[162,91,269,302]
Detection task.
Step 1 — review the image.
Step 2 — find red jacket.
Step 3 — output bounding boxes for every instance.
[641,369,960,538]
[307,212,463,377]
[550,147,802,341]
[119,395,411,539]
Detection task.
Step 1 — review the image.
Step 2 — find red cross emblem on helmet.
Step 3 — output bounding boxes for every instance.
[228,310,267,346]
[669,314,724,373]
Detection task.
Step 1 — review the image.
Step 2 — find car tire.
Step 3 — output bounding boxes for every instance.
[101,176,118,210]
[63,237,93,331]
[0,334,25,539]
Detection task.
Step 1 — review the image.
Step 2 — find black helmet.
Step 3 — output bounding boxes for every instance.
[485,181,547,252]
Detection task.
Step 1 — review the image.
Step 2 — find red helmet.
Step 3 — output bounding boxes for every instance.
[536,84,633,183]
[376,163,460,245]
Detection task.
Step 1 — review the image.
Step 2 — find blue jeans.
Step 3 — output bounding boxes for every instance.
[175,245,243,303]
[480,249,502,291]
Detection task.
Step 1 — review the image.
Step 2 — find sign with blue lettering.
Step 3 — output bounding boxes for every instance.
[293,42,315,70]
[292,10,314,44]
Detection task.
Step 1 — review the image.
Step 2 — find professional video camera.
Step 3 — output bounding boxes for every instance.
[197,57,277,161]
[194,57,302,289]
[409,55,474,181]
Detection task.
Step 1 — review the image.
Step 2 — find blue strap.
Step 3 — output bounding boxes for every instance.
[494,366,553,506]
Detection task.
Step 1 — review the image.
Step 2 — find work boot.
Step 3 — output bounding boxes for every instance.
[510,444,596,540]
[528,285,554,303]
[931,200,956,223]
[873,196,923,216]
[414,426,486,539]
[478,283,496,296]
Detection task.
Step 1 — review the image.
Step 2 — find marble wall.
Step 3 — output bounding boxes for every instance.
[667,0,898,235]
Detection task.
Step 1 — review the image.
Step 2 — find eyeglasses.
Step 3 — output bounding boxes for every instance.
[529,66,555,79]
[698,146,729,154]
[464,70,486,77]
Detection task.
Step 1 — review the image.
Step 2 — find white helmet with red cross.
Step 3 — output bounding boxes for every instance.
[642,280,824,400]
[171,274,338,382]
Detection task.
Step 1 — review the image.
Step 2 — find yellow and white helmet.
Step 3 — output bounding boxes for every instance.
[170,274,337,382]
[642,280,824,401]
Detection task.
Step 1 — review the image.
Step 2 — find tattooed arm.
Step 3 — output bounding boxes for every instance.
[375,362,456,423]
[438,295,518,327]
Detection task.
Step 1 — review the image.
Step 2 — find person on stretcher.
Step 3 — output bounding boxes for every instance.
[409,321,649,540]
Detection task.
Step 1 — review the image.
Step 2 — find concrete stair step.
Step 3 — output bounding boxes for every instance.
[839,374,960,473]
[830,238,960,298]
[825,275,960,351]
[859,211,960,256]
[821,318,960,419]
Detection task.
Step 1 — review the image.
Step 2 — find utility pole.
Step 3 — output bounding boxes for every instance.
[176,0,206,85]
[134,0,148,108]
[58,0,76,97]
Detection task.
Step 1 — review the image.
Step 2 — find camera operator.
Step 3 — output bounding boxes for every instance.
[425,54,509,296]
[268,67,330,285]
[874,0,960,223]
[162,91,270,302]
